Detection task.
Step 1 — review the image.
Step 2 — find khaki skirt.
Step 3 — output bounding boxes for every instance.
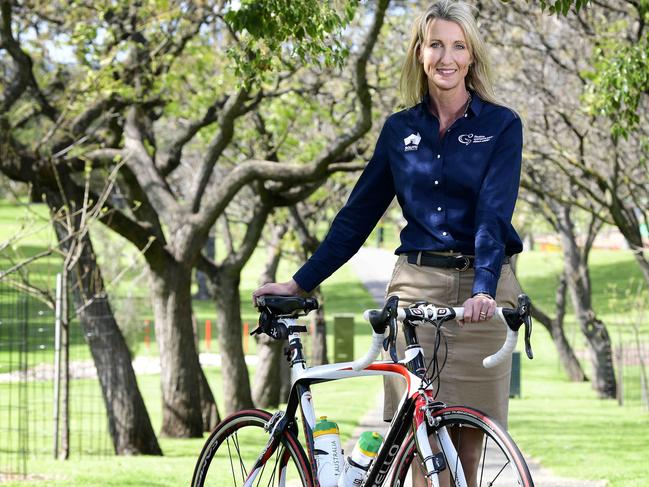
[382,253,523,428]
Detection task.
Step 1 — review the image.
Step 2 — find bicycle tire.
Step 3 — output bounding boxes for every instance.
[191,408,314,487]
[390,406,534,487]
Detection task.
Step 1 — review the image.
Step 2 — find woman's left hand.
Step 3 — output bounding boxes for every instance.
[460,293,496,325]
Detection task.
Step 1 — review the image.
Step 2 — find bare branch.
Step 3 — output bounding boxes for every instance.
[194,0,390,233]
[157,96,228,176]
[123,105,180,216]
[191,87,249,212]
[0,0,58,119]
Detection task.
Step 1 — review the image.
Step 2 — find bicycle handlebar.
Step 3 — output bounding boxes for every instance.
[252,294,533,373]
[353,294,533,371]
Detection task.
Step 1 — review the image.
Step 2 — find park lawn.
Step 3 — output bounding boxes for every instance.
[1,208,383,486]
[3,201,649,485]
[508,337,649,486]
[1,367,382,486]
[511,250,649,486]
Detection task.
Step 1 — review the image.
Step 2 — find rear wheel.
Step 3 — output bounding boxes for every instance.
[192,409,313,487]
[391,406,534,487]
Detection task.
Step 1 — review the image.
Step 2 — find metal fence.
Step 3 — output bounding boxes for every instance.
[0,277,111,480]
[614,341,649,411]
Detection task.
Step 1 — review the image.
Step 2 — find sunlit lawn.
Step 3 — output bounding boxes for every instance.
[2,202,649,485]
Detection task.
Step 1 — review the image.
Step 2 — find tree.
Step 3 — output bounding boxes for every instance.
[522,192,601,386]
[475,0,649,397]
[1,0,390,432]
[0,161,162,453]
[251,214,289,409]
[45,185,163,454]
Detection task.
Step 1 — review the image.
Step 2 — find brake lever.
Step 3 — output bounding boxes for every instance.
[382,296,399,362]
[524,314,533,359]
[517,294,533,360]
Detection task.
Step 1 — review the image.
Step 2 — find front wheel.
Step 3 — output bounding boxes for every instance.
[191,408,313,487]
[391,406,534,487]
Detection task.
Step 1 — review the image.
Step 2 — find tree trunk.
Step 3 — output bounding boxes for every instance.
[289,207,328,365]
[149,265,205,437]
[530,271,587,382]
[198,366,220,430]
[530,304,587,382]
[48,193,162,455]
[194,234,215,299]
[310,287,328,366]
[213,271,254,414]
[608,197,649,287]
[571,301,617,398]
[252,334,284,408]
[253,224,288,408]
[72,292,163,454]
[558,209,616,398]
[191,312,220,430]
[540,312,586,381]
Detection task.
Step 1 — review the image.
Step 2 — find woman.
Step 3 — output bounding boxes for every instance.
[253,1,523,485]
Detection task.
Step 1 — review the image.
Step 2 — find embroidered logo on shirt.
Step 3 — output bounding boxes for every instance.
[403,132,421,151]
[458,133,493,145]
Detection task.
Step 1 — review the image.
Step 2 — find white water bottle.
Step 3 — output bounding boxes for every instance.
[338,431,384,487]
[314,416,344,487]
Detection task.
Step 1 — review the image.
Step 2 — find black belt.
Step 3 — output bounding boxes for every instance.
[406,252,509,271]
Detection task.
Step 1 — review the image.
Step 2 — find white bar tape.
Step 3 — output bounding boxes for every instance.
[351,332,384,371]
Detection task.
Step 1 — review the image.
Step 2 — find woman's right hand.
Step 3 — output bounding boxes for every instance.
[252,279,305,305]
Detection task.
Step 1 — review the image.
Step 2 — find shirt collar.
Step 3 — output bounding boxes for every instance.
[419,90,484,119]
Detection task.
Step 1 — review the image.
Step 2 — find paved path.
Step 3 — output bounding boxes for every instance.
[345,247,607,487]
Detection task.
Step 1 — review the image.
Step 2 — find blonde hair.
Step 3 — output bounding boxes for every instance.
[400,0,502,108]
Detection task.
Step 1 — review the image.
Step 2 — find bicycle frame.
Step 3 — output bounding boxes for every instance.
[244,319,465,487]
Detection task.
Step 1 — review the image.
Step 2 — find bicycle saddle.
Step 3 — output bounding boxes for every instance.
[255,295,319,317]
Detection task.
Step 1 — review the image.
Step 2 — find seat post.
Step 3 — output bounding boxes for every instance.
[285,322,307,384]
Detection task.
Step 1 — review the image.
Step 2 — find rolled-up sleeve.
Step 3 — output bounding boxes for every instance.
[293,121,395,293]
[472,115,523,297]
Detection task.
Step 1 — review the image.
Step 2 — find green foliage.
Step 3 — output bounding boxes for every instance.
[224,0,357,86]
[516,0,590,15]
[584,32,649,138]
[535,0,590,15]
[527,0,649,138]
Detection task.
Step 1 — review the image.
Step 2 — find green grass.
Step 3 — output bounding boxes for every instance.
[1,202,382,485]
[510,250,649,486]
[3,202,649,485]
[0,369,381,486]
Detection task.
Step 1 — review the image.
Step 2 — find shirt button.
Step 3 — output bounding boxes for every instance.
[442,231,448,236]
[434,180,439,185]
[436,154,441,159]
[437,207,442,211]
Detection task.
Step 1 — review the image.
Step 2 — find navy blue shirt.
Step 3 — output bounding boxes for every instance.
[293,92,523,298]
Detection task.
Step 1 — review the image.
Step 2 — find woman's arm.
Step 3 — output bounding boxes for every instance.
[253,118,396,299]
[465,114,523,322]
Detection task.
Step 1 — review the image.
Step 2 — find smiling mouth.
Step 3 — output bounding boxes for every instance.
[436,68,457,75]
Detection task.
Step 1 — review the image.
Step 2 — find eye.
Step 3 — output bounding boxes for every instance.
[430,41,441,48]
[454,43,466,49]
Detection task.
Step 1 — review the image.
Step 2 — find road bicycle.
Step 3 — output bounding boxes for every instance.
[191,293,535,487]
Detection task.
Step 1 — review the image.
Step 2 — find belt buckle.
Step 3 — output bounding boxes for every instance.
[455,255,470,271]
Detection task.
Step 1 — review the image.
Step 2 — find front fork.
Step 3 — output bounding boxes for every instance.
[243,411,291,487]
[412,392,468,487]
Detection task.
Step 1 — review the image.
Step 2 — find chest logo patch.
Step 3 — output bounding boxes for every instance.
[458,133,493,145]
[403,132,421,151]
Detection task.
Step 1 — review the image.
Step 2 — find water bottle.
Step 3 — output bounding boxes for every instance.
[314,416,344,487]
[338,431,384,487]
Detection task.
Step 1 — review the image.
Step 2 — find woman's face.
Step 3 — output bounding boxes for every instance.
[418,18,472,94]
